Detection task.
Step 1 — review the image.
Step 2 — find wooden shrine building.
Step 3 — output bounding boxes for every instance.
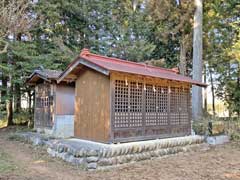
[27,69,75,137]
[58,49,207,143]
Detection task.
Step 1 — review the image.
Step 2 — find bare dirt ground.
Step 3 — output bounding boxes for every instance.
[0,127,240,180]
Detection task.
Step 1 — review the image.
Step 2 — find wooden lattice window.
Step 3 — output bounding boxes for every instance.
[114,80,129,128]
[156,86,168,125]
[170,87,190,125]
[145,84,157,126]
[112,76,191,140]
[36,96,53,108]
[170,87,180,125]
[129,82,143,127]
[36,97,41,108]
[179,87,189,125]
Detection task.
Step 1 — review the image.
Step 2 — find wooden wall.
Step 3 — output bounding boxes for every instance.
[55,84,75,115]
[75,68,110,142]
[34,82,54,128]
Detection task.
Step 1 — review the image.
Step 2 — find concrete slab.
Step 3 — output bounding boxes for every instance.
[52,115,74,138]
[206,135,230,145]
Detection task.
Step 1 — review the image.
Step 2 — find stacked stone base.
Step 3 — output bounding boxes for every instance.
[46,136,204,170]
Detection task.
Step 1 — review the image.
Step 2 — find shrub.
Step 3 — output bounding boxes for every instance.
[192,119,209,135]
[192,116,227,136]
[13,111,31,125]
[230,131,240,141]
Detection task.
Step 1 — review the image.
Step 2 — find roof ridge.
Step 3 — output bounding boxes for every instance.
[35,69,62,72]
[82,52,176,74]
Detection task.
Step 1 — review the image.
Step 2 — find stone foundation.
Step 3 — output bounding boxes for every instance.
[47,136,204,170]
[13,133,205,170]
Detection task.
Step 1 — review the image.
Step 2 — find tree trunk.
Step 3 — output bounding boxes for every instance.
[203,64,207,113]
[179,40,187,76]
[7,99,13,126]
[237,63,240,117]
[0,74,7,112]
[29,91,35,128]
[27,90,34,128]
[192,0,203,120]
[7,47,14,126]
[7,75,14,126]
[209,68,215,116]
[14,33,22,113]
[15,83,21,113]
[0,54,8,113]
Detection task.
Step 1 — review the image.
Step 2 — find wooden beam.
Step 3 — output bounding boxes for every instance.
[58,58,110,83]
[79,58,109,76]
[57,60,80,83]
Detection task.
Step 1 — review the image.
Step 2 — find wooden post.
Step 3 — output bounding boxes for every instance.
[142,79,146,137]
[167,83,171,134]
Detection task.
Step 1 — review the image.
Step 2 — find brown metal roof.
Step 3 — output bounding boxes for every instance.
[58,49,207,87]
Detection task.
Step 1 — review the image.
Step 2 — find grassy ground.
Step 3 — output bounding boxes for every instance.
[0,127,240,180]
[0,151,17,174]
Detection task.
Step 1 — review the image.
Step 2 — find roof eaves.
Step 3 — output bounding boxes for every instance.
[57,60,80,83]
[57,57,110,84]
[26,73,51,84]
[108,69,207,87]
[79,57,109,76]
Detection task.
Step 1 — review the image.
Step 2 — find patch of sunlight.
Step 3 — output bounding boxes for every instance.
[224,173,240,179]
[33,160,46,164]
[0,120,7,129]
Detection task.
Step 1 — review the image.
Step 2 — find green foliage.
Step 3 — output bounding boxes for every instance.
[13,111,31,125]
[223,118,240,141]
[192,116,229,136]
[230,131,240,141]
[192,120,209,135]
[204,0,240,115]
[147,0,194,69]
[33,0,155,62]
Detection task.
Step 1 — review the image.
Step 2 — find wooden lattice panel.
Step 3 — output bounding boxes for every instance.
[129,82,143,127]
[145,84,157,126]
[114,80,129,128]
[179,87,190,125]
[111,74,191,142]
[156,86,168,125]
[170,87,190,125]
[170,87,180,125]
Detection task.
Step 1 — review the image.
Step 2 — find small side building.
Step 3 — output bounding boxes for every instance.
[58,49,207,143]
[27,69,75,138]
